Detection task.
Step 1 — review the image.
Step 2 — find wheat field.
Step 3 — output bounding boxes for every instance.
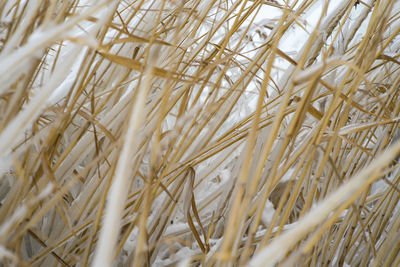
[0,0,400,266]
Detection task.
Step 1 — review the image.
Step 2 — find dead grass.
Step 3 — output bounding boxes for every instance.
[0,0,400,266]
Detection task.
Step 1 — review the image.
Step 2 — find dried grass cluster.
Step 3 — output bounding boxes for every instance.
[0,0,400,266]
